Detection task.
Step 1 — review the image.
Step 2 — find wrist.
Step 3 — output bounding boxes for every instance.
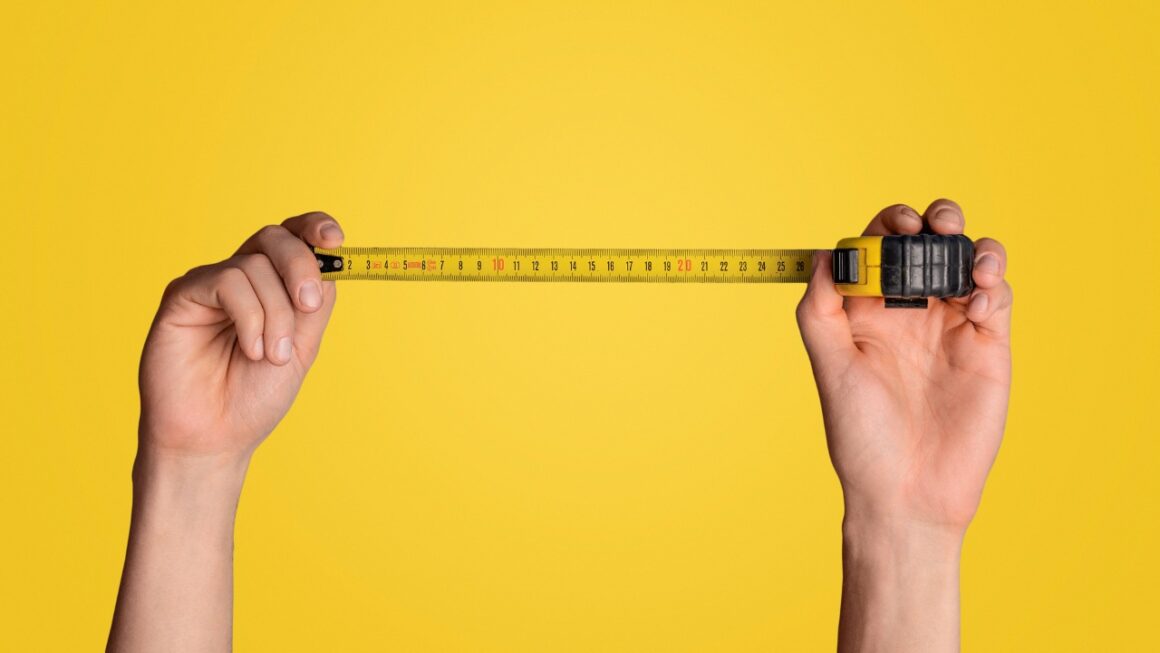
[841,515,963,570]
[842,506,965,580]
[131,444,252,527]
[841,486,976,540]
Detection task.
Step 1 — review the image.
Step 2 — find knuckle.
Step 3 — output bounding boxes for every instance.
[237,311,265,332]
[218,265,245,282]
[262,307,295,337]
[216,265,248,287]
[295,339,322,364]
[222,253,249,269]
[162,276,185,299]
[163,263,214,299]
[227,299,264,328]
[256,224,285,242]
[264,287,296,314]
[183,262,213,278]
[239,252,273,271]
[273,245,320,279]
[266,313,295,336]
[291,255,322,280]
[795,298,811,323]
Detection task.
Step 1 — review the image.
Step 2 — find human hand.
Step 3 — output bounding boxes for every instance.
[796,199,1011,534]
[796,200,1011,651]
[110,213,344,653]
[138,212,344,462]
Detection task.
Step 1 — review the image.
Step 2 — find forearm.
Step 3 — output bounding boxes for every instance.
[838,515,964,653]
[108,447,250,653]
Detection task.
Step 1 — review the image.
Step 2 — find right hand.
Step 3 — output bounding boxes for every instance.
[795,200,1012,533]
[138,212,344,461]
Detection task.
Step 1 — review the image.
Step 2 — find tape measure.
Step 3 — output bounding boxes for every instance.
[315,234,975,306]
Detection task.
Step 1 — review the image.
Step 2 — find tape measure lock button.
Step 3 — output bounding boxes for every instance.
[831,248,859,284]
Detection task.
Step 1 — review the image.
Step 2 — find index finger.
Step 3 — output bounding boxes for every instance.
[921,198,966,235]
[234,212,344,313]
[281,211,345,249]
[861,204,925,236]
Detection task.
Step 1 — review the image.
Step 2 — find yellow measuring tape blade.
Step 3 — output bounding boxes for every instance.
[315,247,815,283]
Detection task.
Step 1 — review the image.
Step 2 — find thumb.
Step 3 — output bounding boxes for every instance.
[795,250,855,368]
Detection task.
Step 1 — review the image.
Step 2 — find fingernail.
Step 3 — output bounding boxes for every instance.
[276,337,292,363]
[253,337,264,359]
[975,253,999,276]
[321,223,343,241]
[934,207,961,225]
[900,207,922,226]
[300,280,322,309]
[969,292,988,316]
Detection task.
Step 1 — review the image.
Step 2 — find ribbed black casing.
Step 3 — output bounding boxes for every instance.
[880,234,974,298]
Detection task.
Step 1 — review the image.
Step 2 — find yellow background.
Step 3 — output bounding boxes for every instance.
[3,1,1158,650]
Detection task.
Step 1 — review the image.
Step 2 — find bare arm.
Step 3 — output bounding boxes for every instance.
[107,213,345,653]
[796,200,1012,652]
